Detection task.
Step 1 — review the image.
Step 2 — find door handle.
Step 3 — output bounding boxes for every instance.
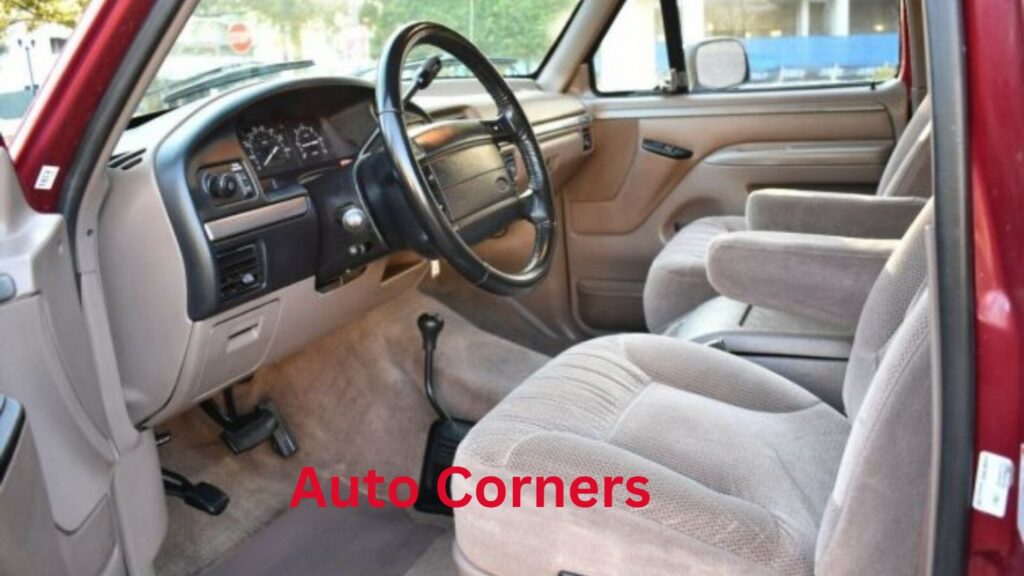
[642,139,693,160]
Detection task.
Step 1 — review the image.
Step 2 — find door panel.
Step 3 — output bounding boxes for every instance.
[0,149,138,576]
[565,81,907,332]
[0,396,71,576]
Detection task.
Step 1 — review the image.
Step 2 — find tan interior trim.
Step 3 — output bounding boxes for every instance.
[533,114,593,140]
[705,140,894,167]
[203,196,309,241]
[566,109,893,235]
[584,79,906,119]
[592,102,887,120]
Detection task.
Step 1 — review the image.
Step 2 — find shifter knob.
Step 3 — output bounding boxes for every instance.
[417,313,444,351]
[417,312,450,421]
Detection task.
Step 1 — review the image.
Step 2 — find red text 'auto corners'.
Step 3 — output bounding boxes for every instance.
[290,467,651,510]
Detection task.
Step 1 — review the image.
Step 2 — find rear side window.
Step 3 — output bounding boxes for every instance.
[593,0,902,93]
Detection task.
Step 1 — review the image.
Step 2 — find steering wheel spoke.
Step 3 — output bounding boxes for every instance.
[482,111,518,144]
[516,187,548,225]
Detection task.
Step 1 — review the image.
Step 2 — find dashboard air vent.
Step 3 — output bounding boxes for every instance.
[215,244,264,301]
[108,149,146,171]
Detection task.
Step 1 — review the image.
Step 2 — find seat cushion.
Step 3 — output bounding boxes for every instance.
[644,215,747,333]
[453,335,849,576]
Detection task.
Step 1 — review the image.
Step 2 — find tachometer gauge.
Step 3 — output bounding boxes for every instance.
[239,124,293,174]
[293,122,330,162]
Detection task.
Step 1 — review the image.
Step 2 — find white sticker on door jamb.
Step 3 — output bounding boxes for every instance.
[34,165,60,190]
[1018,445,1024,542]
[973,450,1014,518]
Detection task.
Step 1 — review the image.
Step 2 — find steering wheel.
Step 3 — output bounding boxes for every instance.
[375,22,555,296]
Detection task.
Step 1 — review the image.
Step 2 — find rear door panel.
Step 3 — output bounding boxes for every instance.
[565,80,906,331]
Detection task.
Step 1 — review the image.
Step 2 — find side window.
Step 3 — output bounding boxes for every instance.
[593,0,902,93]
[593,0,670,93]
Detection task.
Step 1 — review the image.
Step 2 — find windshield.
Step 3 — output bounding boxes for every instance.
[137,0,579,117]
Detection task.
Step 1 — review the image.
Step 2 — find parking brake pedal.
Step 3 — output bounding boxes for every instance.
[201,388,299,458]
[163,469,229,515]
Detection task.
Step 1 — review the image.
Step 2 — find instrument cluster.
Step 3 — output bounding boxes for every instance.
[237,119,334,177]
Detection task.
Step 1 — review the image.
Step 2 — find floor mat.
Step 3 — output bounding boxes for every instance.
[403,531,457,576]
[200,497,446,576]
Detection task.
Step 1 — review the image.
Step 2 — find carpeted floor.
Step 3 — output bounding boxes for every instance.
[154,289,549,576]
[201,494,447,576]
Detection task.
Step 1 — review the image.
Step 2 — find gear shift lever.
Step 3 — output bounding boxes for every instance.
[414,311,472,515]
[418,313,451,421]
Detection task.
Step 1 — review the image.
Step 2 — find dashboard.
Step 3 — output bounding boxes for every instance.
[167,80,401,321]
[101,76,593,426]
[190,83,374,209]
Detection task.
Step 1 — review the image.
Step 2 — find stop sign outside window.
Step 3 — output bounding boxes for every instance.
[227,22,252,55]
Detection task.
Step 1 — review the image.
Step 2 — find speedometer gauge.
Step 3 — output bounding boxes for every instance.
[293,122,330,161]
[239,124,294,174]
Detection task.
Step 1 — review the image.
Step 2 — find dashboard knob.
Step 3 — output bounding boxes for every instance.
[339,206,368,234]
[218,173,239,198]
[206,173,238,199]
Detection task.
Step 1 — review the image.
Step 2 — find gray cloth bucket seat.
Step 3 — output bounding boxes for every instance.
[453,202,934,576]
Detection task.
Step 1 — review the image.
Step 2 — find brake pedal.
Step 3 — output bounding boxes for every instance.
[200,388,299,457]
[259,399,299,458]
[220,410,277,454]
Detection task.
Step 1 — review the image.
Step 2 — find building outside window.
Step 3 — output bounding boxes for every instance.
[595,0,901,92]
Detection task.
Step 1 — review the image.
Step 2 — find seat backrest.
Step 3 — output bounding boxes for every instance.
[816,201,934,575]
[876,96,933,198]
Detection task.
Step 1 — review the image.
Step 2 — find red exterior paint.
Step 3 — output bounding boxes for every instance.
[9,0,154,213]
[967,0,1024,574]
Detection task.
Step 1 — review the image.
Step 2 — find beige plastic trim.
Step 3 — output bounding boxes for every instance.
[203,196,309,241]
[0,154,115,531]
[584,79,908,123]
[0,421,72,576]
[70,2,198,574]
[0,149,127,575]
[140,260,428,427]
[705,140,894,167]
[566,110,893,235]
[416,83,587,125]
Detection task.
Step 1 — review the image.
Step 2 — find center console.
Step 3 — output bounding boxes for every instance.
[667,296,852,411]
